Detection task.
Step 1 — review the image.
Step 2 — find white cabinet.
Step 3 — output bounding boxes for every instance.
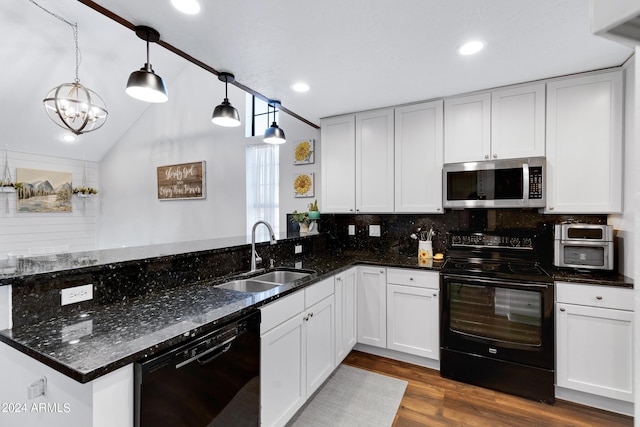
[394,101,444,213]
[386,268,440,360]
[260,278,335,427]
[444,84,545,163]
[491,84,546,159]
[320,115,356,213]
[444,92,491,163]
[555,282,634,403]
[321,109,394,213]
[357,266,387,348]
[356,109,395,213]
[545,71,623,213]
[335,267,358,365]
[0,342,133,427]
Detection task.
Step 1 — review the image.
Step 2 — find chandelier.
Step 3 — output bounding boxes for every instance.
[35,1,108,135]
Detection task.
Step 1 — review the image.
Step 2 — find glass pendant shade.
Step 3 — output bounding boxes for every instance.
[43,82,108,135]
[263,122,286,144]
[126,63,168,103]
[212,99,241,127]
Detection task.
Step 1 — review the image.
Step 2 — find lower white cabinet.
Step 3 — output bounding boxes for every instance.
[260,278,335,427]
[386,268,440,360]
[335,267,358,365]
[555,282,634,403]
[357,266,387,348]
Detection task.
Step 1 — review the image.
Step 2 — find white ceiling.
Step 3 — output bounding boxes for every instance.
[1,0,632,161]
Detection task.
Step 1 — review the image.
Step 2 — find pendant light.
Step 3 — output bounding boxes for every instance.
[263,101,286,144]
[211,72,241,127]
[125,26,168,103]
[38,2,108,135]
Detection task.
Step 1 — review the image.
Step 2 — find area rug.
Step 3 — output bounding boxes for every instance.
[287,365,408,427]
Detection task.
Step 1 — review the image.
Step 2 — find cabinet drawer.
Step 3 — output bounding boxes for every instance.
[387,268,439,289]
[555,282,633,311]
[260,290,305,334]
[306,277,335,308]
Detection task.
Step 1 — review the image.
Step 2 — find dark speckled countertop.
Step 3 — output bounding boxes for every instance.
[0,250,443,383]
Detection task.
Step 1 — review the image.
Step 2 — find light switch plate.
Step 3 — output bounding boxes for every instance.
[61,284,93,306]
[348,225,356,236]
[369,224,381,237]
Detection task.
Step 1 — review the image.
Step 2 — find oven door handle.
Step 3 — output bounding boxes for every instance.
[443,274,551,290]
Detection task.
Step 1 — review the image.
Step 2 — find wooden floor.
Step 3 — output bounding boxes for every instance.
[343,350,633,427]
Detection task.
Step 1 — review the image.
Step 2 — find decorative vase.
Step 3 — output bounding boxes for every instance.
[299,222,309,233]
[308,210,320,220]
[418,240,433,260]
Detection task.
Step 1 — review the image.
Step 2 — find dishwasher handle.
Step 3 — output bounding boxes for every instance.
[176,335,237,369]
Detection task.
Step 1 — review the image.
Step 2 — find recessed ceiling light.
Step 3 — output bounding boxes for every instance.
[171,0,201,15]
[291,82,310,93]
[62,134,77,143]
[458,40,485,56]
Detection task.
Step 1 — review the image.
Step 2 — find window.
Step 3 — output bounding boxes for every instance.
[246,143,279,239]
[245,94,280,138]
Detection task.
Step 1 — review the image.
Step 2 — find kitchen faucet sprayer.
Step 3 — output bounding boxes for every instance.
[250,220,276,272]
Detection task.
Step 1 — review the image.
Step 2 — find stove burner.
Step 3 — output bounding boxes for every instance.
[508,263,545,276]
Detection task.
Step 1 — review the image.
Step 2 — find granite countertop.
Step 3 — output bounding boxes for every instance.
[0,251,443,383]
[1,246,631,384]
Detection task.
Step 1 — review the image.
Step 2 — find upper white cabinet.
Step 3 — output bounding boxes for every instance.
[545,71,623,213]
[356,109,395,213]
[321,115,356,213]
[321,109,394,213]
[444,93,491,163]
[491,84,546,159]
[444,84,545,163]
[394,100,444,213]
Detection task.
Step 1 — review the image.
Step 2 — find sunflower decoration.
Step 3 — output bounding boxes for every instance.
[294,173,314,197]
[294,140,314,164]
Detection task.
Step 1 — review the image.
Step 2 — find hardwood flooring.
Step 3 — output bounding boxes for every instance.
[342,350,633,427]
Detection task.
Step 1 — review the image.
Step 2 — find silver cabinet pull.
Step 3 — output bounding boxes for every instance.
[559,307,566,312]
[596,296,603,300]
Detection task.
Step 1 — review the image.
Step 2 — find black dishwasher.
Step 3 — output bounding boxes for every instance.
[134,311,260,427]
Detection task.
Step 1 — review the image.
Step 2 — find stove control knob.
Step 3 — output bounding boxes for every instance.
[522,238,532,248]
[452,235,462,245]
[510,238,520,247]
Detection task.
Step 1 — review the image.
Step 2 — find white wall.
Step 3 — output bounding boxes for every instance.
[0,151,98,259]
[97,64,250,248]
[277,114,321,233]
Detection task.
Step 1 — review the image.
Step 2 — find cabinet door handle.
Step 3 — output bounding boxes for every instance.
[380,270,384,274]
[596,296,603,300]
[409,277,414,281]
[433,293,437,297]
[493,153,498,158]
[485,154,489,159]
[548,206,554,211]
[336,277,342,282]
[559,307,566,312]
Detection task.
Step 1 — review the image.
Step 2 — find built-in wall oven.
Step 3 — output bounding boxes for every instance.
[135,311,260,427]
[440,230,555,403]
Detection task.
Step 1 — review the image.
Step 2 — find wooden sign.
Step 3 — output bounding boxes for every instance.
[157,161,206,200]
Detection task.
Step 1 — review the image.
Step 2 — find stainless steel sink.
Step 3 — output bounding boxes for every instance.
[217,279,281,293]
[252,270,312,284]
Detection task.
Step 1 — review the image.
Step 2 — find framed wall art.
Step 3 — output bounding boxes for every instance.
[293,139,314,165]
[294,172,314,198]
[16,168,72,213]
[157,161,206,200]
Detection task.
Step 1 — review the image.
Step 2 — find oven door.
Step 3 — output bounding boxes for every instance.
[440,274,554,369]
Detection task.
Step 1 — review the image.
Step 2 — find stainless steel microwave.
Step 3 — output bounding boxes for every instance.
[443,157,545,209]
[553,223,614,270]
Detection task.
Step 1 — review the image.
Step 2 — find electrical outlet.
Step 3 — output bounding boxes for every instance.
[348,224,356,236]
[295,261,303,269]
[61,284,93,306]
[294,244,302,254]
[369,224,381,237]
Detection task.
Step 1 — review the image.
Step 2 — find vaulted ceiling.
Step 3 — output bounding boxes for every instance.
[1,0,632,161]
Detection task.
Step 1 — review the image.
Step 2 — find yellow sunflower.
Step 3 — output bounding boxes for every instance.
[294,174,312,195]
[294,141,312,162]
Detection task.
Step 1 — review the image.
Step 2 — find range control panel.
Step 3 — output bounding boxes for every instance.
[448,232,535,249]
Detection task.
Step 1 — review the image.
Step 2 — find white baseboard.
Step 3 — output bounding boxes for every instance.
[555,386,634,417]
[353,343,440,371]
